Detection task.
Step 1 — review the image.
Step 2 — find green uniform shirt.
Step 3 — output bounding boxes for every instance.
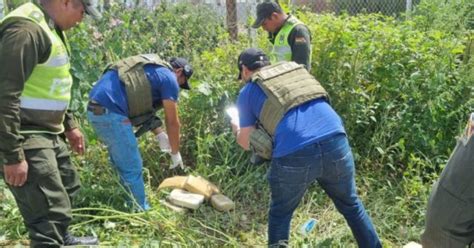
[268,15,312,70]
[0,5,77,165]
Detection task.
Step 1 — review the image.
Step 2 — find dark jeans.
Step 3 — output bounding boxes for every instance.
[1,134,80,247]
[267,134,381,247]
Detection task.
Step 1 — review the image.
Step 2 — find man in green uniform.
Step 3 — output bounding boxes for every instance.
[421,116,474,248]
[0,0,101,246]
[252,1,312,71]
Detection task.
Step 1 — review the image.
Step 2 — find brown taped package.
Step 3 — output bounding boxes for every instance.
[158,175,220,199]
[184,175,220,199]
[157,176,187,190]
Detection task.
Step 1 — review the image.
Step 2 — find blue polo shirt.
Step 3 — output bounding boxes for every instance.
[89,64,179,116]
[237,81,346,158]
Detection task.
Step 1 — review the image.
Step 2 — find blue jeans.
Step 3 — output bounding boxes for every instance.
[87,110,150,211]
[267,133,381,247]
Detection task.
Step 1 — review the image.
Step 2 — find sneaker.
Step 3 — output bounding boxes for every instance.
[64,232,99,246]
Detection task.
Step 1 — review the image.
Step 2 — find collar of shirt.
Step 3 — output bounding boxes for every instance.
[33,2,56,30]
[268,15,292,44]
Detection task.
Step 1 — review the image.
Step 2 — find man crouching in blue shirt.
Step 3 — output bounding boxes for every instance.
[87,54,193,211]
[230,48,381,247]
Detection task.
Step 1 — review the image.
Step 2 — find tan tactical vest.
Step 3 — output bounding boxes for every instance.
[249,62,329,159]
[106,54,172,126]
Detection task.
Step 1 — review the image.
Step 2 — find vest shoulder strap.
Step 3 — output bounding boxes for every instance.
[252,61,302,82]
[287,16,302,26]
[28,9,43,22]
[253,62,329,135]
[106,54,171,119]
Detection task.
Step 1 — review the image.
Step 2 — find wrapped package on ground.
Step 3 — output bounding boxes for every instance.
[183,175,220,199]
[159,199,187,213]
[210,194,235,211]
[168,189,205,210]
[157,176,187,190]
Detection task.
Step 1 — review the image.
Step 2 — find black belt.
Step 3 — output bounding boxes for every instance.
[87,101,108,115]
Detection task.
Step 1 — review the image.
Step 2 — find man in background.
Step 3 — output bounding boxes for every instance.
[253,1,312,71]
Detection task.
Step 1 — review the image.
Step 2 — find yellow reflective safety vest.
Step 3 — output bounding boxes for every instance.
[1,3,72,134]
[249,62,329,159]
[270,16,310,64]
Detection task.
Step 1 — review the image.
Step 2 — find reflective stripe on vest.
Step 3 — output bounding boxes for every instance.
[270,16,307,63]
[1,3,72,134]
[251,61,329,135]
[20,97,69,111]
[107,54,172,123]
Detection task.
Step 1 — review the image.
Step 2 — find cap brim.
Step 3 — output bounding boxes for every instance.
[179,80,190,90]
[252,17,264,28]
[85,6,102,20]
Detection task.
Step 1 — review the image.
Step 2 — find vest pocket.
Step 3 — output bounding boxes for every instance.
[249,128,273,160]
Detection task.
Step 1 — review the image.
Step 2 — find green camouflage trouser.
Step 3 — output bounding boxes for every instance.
[0,133,80,247]
[422,135,474,248]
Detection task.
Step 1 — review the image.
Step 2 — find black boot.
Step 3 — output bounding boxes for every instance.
[64,232,99,246]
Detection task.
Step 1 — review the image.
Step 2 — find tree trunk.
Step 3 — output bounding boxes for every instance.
[5,0,13,12]
[226,0,237,41]
[104,0,111,11]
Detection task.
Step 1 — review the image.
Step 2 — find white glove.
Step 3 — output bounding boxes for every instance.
[170,152,184,170]
[156,132,171,153]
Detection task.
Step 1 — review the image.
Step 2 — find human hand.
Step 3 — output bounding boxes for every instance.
[4,160,28,187]
[231,123,240,136]
[65,128,85,155]
[156,132,171,153]
[170,152,184,169]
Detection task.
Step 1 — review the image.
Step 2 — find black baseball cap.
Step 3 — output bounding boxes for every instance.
[237,48,270,79]
[170,57,193,90]
[252,1,282,28]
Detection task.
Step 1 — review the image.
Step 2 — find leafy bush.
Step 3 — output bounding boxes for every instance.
[295,12,473,176]
[413,0,473,32]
